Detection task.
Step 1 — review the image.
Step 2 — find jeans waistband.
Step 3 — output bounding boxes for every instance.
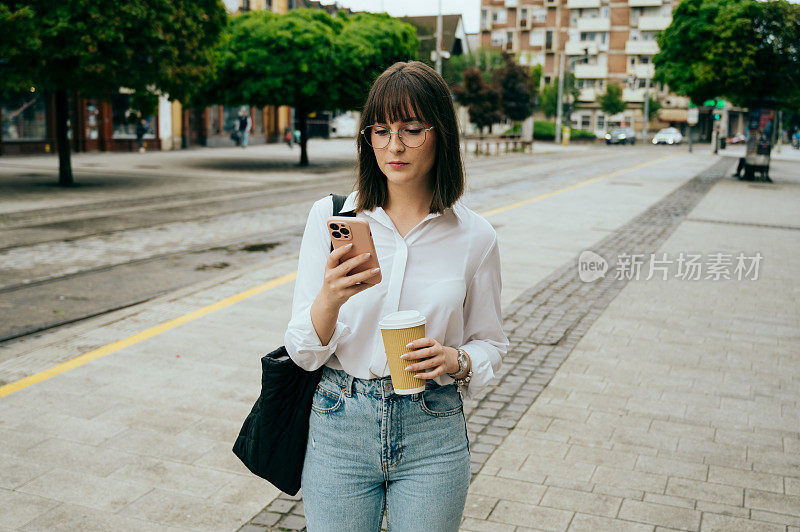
[320,366,447,398]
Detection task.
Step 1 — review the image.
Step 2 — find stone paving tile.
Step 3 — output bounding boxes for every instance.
[237,160,734,529]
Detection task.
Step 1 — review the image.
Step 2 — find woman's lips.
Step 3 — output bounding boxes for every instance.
[387,162,409,169]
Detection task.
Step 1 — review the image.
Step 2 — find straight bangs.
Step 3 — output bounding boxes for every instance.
[363,72,435,127]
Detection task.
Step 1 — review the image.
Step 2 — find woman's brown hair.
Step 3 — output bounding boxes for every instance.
[355,61,465,215]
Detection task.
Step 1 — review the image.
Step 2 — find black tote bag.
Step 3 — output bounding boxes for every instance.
[232,193,354,495]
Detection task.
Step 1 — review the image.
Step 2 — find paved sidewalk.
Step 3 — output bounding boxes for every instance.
[461,158,800,530]
[2,149,796,531]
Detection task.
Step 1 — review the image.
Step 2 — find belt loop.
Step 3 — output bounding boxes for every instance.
[345,374,355,397]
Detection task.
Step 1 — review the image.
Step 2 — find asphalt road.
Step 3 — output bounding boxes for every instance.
[0,142,687,342]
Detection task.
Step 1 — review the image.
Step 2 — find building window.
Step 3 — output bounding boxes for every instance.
[544,76,551,84]
[492,9,507,24]
[1,91,47,141]
[597,114,605,130]
[491,31,506,47]
[600,32,607,44]
[580,32,596,41]
[481,9,489,28]
[530,30,545,46]
[601,6,609,17]
[521,8,528,20]
[630,29,641,41]
[581,115,591,130]
[112,92,155,139]
[545,30,553,50]
[532,8,547,22]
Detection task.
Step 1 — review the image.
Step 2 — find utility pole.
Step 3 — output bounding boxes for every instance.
[555,51,566,144]
[435,0,443,75]
[642,76,650,143]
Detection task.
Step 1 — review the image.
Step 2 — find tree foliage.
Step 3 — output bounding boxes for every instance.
[646,95,661,122]
[538,74,579,119]
[453,68,503,133]
[441,47,506,87]
[203,9,417,165]
[654,0,800,109]
[598,83,627,117]
[492,52,535,122]
[0,0,227,185]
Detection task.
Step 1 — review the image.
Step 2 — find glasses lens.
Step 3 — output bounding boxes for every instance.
[399,124,427,148]
[365,126,390,148]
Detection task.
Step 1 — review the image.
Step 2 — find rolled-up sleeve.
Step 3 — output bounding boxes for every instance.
[284,197,352,371]
[459,234,508,399]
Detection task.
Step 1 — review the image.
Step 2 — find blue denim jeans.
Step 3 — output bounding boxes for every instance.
[301,366,471,531]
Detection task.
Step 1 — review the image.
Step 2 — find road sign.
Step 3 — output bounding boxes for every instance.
[687,108,699,126]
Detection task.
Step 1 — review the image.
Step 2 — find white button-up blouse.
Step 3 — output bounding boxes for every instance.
[284,191,509,399]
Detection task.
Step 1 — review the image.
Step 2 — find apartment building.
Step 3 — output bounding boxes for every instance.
[480,0,683,137]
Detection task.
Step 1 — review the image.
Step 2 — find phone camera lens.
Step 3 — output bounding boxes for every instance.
[330,223,339,230]
[332,231,341,239]
[340,227,350,235]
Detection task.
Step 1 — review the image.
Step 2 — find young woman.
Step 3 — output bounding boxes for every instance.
[285,61,509,531]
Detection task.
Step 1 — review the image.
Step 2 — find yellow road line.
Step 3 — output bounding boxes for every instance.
[0,153,678,398]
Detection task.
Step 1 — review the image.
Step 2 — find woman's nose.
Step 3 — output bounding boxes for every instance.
[387,131,405,152]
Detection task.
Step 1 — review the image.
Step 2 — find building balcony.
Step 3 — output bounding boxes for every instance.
[574,64,608,78]
[623,88,646,102]
[638,15,671,31]
[565,41,598,55]
[566,0,601,8]
[579,88,597,101]
[628,63,655,79]
[505,0,518,7]
[628,0,663,6]
[625,40,659,55]
[577,17,610,32]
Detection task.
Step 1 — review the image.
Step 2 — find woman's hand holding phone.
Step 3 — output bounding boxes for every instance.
[319,243,381,309]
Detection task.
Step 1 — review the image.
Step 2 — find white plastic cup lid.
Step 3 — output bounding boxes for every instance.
[378,310,426,329]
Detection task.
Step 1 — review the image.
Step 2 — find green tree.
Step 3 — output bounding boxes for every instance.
[0,0,226,186]
[654,0,800,109]
[598,84,627,117]
[206,9,417,166]
[646,95,662,122]
[538,74,579,119]
[0,5,40,97]
[441,47,505,87]
[493,52,535,123]
[453,68,503,133]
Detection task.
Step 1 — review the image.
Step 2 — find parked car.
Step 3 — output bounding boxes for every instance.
[605,127,636,145]
[652,127,683,145]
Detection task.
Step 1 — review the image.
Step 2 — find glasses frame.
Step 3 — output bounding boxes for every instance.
[360,124,435,149]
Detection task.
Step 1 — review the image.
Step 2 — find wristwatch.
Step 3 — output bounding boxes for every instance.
[448,348,472,393]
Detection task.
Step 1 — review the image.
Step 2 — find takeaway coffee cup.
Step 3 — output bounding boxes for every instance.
[379,310,427,395]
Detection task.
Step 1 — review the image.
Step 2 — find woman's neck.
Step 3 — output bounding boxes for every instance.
[384,184,433,218]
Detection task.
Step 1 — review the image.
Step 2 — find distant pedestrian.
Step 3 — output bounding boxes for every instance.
[237,108,252,148]
[136,119,148,153]
[284,127,294,148]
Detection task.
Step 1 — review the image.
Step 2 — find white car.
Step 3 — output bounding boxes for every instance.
[652,127,683,145]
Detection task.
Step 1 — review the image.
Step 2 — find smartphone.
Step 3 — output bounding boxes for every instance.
[327,216,382,285]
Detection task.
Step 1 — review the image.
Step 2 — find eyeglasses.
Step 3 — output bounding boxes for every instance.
[361,124,434,149]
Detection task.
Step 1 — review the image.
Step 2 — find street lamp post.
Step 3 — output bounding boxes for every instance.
[628,73,651,142]
[435,0,443,75]
[555,48,588,144]
[642,76,650,143]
